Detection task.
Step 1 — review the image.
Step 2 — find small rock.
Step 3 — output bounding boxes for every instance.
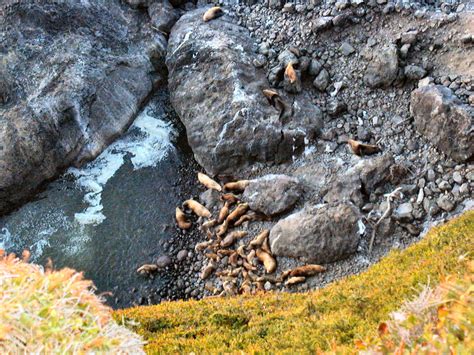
[404,65,427,81]
[327,99,347,116]
[308,59,323,76]
[176,250,188,262]
[312,16,333,33]
[156,255,172,268]
[453,171,463,184]
[394,202,413,222]
[364,44,398,88]
[339,42,355,56]
[313,68,330,91]
[436,194,455,212]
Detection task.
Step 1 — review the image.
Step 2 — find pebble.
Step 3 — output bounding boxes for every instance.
[339,42,355,56]
[436,194,455,212]
[452,171,463,184]
[394,202,414,221]
[156,255,172,268]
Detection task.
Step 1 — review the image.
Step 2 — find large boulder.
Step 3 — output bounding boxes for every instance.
[411,85,473,162]
[242,174,302,216]
[364,44,399,88]
[269,202,361,264]
[0,1,170,214]
[323,154,394,207]
[166,8,323,176]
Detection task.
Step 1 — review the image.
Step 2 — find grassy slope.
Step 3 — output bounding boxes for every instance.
[114,211,474,353]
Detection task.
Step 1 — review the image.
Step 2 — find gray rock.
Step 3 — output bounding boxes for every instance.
[148,0,179,34]
[312,17,333,33]
[404,65,427,81]
[324,154,394,207]
[436,194,455,212]
[453,171,463,184]
[327,99,347,116]
[199,189,221,211]
[411,85,473,162]
[313,69,330,91]
[156,255,172,268]
[308,59,323,76]
[0,1,165,214]
[278,49,299,67]
[339,42,356,56]
[364,44,399,88]
[394,202,414,221]
[166,9,323,175]
[176,250,189,262]
[269,202,361,264]
[242,174,302,216]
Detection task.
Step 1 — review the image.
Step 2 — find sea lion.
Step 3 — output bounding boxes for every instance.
[137,264,158,275]
[195,240,213,252]
[217,249,234,257]
[285,63,297,84]
[240,280,252,294]
[201,219,218,230]
[246,249,256,265]
[249,229,269,248]
[234,211,270,226]
[289,264,326,277]
[216,219,229,237]
[229,252,239,267]
[261,236,271,254]
[220,231,248,248]
[226,203,249,224]
[285,276,306,286]
[347,139,381,156]
[217,202,230,223]
[200,261,216,280]
[183,199,212,218]
[203,6,223,22]
[224,180,250,192]
[221,193,240,204]
[256,249,277,274]
[243,260,257,271]
[262,89,292,122]
[198,172,222,191]
[236,244,247,258]
[205,253,220,261]
[175,207,192,229]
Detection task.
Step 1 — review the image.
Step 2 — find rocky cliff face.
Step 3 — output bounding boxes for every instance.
[0,1,170,214]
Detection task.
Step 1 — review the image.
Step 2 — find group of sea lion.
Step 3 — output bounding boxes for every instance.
[172,173,326,297]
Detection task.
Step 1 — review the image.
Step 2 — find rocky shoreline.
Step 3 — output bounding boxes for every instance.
[1,0,473,306]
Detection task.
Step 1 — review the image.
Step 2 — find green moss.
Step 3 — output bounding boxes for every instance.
[114,211,474,353]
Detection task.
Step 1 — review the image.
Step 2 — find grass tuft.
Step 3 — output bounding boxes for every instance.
[0,251,144,354]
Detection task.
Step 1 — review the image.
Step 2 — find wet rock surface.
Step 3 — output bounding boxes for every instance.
[0,0,173,215]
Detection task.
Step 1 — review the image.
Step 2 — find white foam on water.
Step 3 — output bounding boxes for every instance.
[69,110,175,226]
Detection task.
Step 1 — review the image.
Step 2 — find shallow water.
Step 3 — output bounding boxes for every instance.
[0,90,198,308]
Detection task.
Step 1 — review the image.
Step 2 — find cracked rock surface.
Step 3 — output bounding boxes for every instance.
[166,7,323,176]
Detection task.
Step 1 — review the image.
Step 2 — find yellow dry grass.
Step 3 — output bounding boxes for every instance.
[0,251,144,354]
[115,211,474,353]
